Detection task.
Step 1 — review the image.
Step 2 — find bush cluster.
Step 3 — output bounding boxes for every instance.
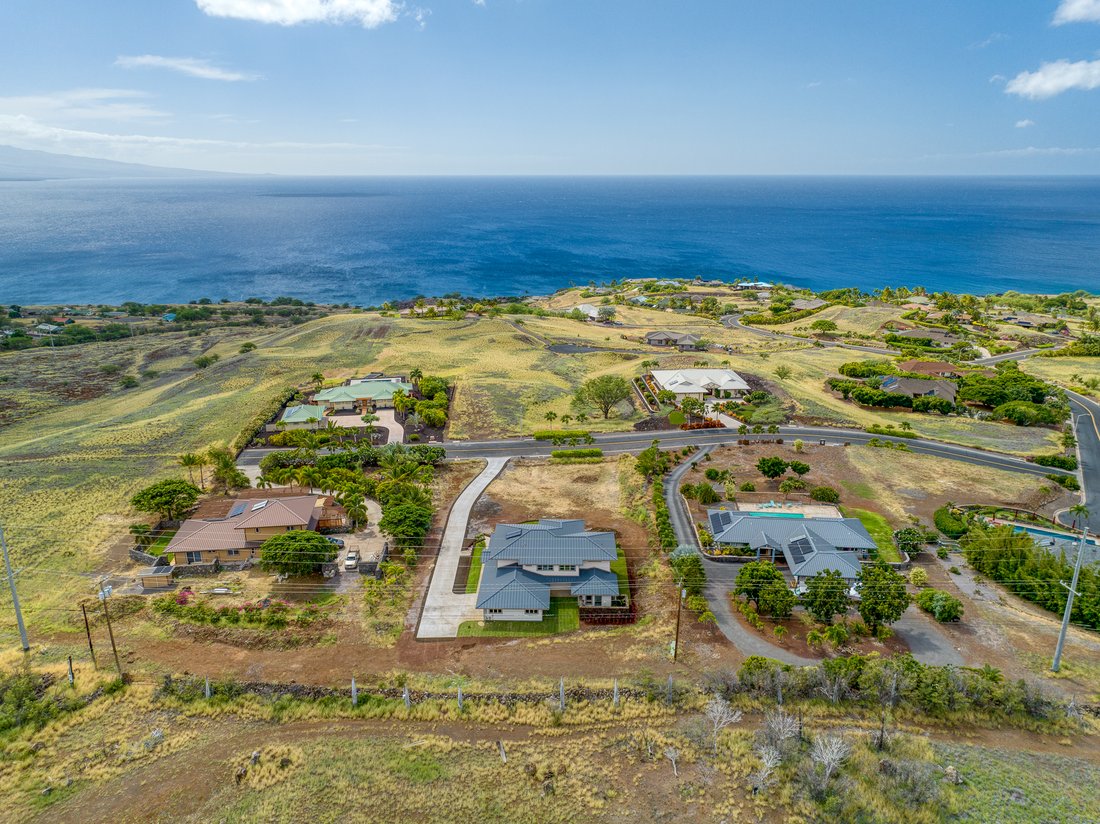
[653,478,677,550]
[914,588,963,622]
[152,592,323,629]
[932,506,968,539]
[1031,453,1077,470]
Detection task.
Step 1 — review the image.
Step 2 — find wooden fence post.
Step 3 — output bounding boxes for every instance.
[559,677,565,712]
[457,686,463,711]
[403,684,411,709]
[613,679,619,708]
[352,677,358,707]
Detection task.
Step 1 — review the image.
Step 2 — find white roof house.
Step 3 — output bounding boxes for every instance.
[571,303,601,320]
[650,369,750,398]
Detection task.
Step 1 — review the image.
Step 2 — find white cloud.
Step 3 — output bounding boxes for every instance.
[1015,119,1036,128]
[1053,0,1100,24]
[412,6,430,29]
[0,114,392,156]
[980,145,1100,157]
[195,0,400,28]
[0,88,167,121]
[1005,59,1100,99]
[472,0,486,5]
[989,74,1007,84]
[968,32,1007,49]
[116,55,259,82]
[805,80,823,89]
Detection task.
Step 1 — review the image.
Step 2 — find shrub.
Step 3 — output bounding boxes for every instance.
[194,354,220,369]
[739,481,756,492]
[908,567,929,588]
[933,506,968,539]
[809,486,840,503]
[1047,473,1080,490]
[915,588,963,622]
[936,547,949,560]
[694,483,720,505]
[1031,454,1077,470]
[948,566,960,575]
[778,478,806,494]
[550,448,603,459]
[533,429,589,440]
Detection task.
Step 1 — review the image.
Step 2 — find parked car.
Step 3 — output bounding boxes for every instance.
[344,551,359,570]
[326,537,345,548]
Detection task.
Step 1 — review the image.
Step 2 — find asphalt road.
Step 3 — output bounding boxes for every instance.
[1061,392,1100,533]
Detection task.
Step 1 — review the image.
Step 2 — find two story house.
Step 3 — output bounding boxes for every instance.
[474,519,625,622]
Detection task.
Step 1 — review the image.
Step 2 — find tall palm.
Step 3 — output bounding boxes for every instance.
[409,367,423,386]
[1069,504,1090,531]
[311,372,324,387]
[256,474,274,489]
[178,453,201,485]
[129,523,152,548]
[195,453,212,489]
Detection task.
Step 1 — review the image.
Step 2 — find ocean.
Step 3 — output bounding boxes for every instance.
[0,176,1098,305]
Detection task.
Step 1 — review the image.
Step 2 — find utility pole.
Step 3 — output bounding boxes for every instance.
[100,584,123,677]
[1053,528,1089,673]
[0,525,29,652]
[673,587,686,661]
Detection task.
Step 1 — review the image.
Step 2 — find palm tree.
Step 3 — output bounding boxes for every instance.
[129,523,152,548]
[545,411,558,428]
[178,453,202,485]
[311,372,324,388]
[256,475,274,489]
[195,453,212,489]
[409,367,423,386]
[1069,504,1090,531]
[560,414,573,427]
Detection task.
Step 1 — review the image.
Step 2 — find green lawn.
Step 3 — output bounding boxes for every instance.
[840,506,901,563]
[146,529,177,557]
[464,539,485,594]
[456,597,580,638]
[610,546,629,604]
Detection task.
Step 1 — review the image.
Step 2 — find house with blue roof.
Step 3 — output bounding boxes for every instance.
[707,511,876,585]
[475,519,625,622]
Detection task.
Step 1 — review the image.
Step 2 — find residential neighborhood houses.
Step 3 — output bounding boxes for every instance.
[475,519,626,622]
[707,512,877,587]
[645,330,701,349]
[880,375,958,404]
[649,368,751,400]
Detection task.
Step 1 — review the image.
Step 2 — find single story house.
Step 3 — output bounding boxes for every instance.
[570,303,602,321]
[280,404,326,429]
[891,328,960,348]
[1001,312,1052,328]
[313,378,414,412]
[649,368,750,400]
[791,298,827,311]
[707,512,876,585]
[475,519,624,622]
[35,323,61,334]
[735,281,774,290]
[896,360,960,378]
[645,330,701,349]
[166,495,324,567]
[880,376,958,404]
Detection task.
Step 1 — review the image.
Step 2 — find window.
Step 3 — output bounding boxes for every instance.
[524,609,540,615]
[558,564,576,571]
[186,551,202,564]
[227,549,240,557]
[487,608,503,614]
[536,564,554,571]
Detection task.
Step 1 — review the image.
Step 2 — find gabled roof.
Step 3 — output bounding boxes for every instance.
[165,496,320,554]
[474,564,620,610]
[484,519,617,566]
[646,330,699,345]
[234,496,318,529]
[880,376,957,402]
[281,404,325,423]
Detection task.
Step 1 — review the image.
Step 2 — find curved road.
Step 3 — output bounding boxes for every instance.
[1061,392,1100,533]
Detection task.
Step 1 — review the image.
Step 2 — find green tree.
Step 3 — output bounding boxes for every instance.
[130,479,201,521]
[680,397,706,418]
[258,531,337,576]
[574,374,633,419]
[755,456,789,480]
[656,389,677,406]
[758,581,795,619]
[801,569,850,625]
[635,439,670,479]
[311,372,324,387]
[788,460,810,477]
[670,551,706,596]
[129,523,152,548]
[893,527,925,555]
[774,365,791,380]
[734,560,786,610]
[378,503,434,545]
[177,452,203,486]
[915,588,963,622]
[857,563,910,633]
[206,446,250,493]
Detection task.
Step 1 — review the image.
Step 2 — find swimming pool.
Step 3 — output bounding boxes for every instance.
[739,512,805,519]
[1011,524,1097,546]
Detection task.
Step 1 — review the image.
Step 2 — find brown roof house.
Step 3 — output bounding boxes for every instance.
[166,496,324,569]
[645,330,701,349]
[880,376,958,404]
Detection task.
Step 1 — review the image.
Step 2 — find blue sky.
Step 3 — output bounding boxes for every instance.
[1,0,1098,174]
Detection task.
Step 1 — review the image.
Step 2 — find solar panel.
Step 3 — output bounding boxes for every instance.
[228,502,247,518]
[251,500,269,511]
[787,537,811,567]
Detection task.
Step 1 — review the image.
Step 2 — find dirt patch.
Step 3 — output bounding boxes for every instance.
[727,605,910,659]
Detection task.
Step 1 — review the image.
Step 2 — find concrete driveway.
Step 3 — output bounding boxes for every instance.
[416,457,509,639]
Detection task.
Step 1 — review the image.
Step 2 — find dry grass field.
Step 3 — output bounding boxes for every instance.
[1021,356,1100,398]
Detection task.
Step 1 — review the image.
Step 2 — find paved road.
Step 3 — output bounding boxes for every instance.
[415,457,508,639]
[1060,392,1100,533]
[974,346,1060,365]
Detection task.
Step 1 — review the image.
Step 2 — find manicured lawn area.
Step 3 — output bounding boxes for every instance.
[146,529,177,557]
[610,546,629,604]
[456,597,580,638]
[464,539,485,594]
[841,506,902,563]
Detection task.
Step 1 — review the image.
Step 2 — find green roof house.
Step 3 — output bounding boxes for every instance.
[314,379,413,411]
[280,404,326,429]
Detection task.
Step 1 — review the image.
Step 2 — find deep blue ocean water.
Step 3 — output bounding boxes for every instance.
[0,176,1098,305]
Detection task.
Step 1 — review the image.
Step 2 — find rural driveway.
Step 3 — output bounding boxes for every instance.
[415,457,509,639]
[891,606,964,666]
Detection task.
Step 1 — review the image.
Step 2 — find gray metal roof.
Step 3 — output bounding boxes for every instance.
[475,564,621,610]
[483,519,617,566]
[706,512,876,552]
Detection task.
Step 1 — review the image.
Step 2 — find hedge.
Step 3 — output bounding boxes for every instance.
[533,430,589,441]
[234,386,297,452]
[933,506,968,539]
[653,478,677,550]
[550,448,603,459]
[1031,453,1077,471]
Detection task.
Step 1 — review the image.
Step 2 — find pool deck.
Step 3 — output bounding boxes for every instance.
[732,502,843,519]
